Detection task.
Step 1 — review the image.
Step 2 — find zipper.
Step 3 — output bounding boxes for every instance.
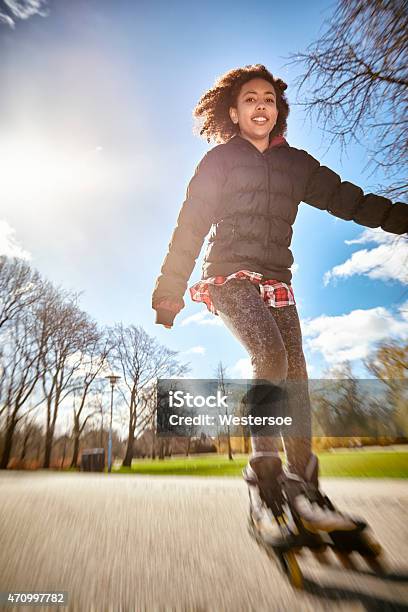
[264,158,270,248]
[233,135,279,249]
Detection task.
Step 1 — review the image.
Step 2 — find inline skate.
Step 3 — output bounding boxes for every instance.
[244,453,384,589]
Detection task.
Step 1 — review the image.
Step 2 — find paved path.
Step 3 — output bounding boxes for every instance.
[1,472,408,611]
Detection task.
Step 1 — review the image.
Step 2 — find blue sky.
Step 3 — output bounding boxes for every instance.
[1,0,407,382]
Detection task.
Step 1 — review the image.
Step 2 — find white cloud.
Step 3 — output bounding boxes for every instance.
[179,310,224,326]
[0,220,31,260]
[399,300,408,322]
[182,346,206,355]
[302,304,408,365]
[0,12,14,26]
[344,228,397,246]
[224,356,317,380]
[291,262,299,275]
[324,229,408,286]
[65,351,112,379]
[0,0,49,28]
[228,358,253,379]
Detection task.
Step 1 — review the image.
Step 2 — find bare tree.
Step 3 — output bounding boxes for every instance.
[36,285,100,468]
[0,258,45,468]
[0,256,41,331]
[0,293,47,469]
[287,0,408,199]
[69,332,112,468]
[17,412,40,462]
[214,361,233,460]
[311,361,394,442]
[109,323,189,468]
[364,339,408,377]
[364,339,408,436]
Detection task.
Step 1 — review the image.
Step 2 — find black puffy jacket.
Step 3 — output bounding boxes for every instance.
[152,134,407,325]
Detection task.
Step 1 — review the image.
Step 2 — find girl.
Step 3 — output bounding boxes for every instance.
[152,64,407,544]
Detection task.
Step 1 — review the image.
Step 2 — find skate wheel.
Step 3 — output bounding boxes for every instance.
[359,533,382,558]
[362,555,386,575]
[334,550,356,570]
[313,549,329,565]
[281,551,304,589]
[315,543,327,553]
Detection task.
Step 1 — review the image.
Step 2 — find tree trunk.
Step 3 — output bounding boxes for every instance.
[0,416,16,469]
[70,419,80,468]
[122,427,135,467]
[43,426,54,468]
[20,430,30,461]
[70,435,80,469]
[43,395,58,469]
[243,430,250,454]
[60,437,67,469]
[227,429,233,461]
[158,439,165,460]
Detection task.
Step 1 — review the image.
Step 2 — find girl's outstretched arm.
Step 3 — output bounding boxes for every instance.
[152,149,223,327]
[301,153,408,235]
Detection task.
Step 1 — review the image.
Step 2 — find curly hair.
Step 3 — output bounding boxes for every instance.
[193,64,290,145]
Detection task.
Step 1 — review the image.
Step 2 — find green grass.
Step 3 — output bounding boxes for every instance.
[114,451,408,479]
[318,451,408,478]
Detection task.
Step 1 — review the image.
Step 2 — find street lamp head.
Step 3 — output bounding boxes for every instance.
[105,374,121,387]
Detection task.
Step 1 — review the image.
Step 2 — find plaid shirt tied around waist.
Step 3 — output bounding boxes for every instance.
[189,270,296,316]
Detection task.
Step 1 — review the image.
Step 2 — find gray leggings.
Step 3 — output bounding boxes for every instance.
[208,278,312,477]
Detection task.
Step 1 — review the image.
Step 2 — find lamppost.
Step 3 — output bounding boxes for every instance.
[105,374,121,473]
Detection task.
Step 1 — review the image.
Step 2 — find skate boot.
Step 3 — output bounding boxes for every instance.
[243,453,314,588]
[284,454,360,533]
[243,453,295,546]
[283,454,384,571]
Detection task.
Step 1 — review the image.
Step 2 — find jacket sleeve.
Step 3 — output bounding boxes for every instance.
[152,150,223,325]
[301,153,408,235]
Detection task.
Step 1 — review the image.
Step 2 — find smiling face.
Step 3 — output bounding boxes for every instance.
[229,78,278,152]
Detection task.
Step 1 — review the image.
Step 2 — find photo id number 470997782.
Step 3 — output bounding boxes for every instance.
[0,592,68,606]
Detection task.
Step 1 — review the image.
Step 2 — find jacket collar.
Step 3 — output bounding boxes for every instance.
[229,133,288,152]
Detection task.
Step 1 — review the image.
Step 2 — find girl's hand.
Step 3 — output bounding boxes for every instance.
[163,324,172,329]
